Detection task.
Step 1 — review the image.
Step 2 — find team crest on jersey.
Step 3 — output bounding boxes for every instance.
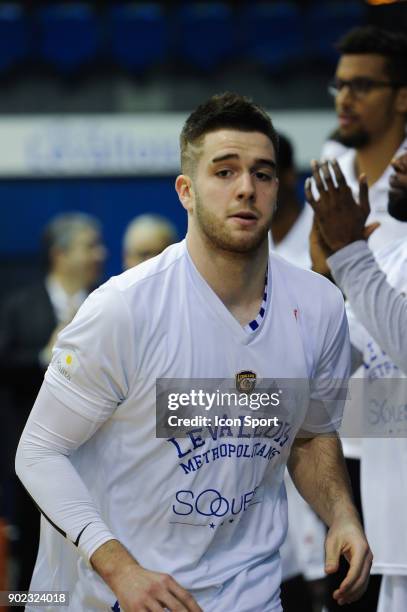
[235,370,257,394]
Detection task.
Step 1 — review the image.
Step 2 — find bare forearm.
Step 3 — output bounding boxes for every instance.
[90,539,140,590]
[287,433,359,527]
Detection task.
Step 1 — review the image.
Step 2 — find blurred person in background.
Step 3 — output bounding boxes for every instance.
[306,150,407,612]
[324,25,407,257]
[312,26,407,611]
[0,212,106,591]
[122,213,177,270]
[269,134,328,612]
[269,133,313,269]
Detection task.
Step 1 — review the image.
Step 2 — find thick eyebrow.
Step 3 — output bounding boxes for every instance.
[211,153,276,170]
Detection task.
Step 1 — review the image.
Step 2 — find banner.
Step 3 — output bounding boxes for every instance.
[0,111,336,177]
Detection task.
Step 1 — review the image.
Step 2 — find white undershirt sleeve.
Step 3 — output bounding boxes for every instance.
[15,382,116,562]
[328,241,407,374]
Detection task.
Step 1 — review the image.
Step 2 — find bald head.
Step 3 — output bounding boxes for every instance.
[123,214,178,270]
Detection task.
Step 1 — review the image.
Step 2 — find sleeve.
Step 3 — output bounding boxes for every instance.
[45,281,135,422]
[15,280,136,562]
[301,287,351,433]
[327,241,407,374]
[15,383,116,562]
[345,300,370,355]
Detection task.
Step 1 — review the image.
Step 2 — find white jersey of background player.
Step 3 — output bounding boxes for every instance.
[16,93,371,612]
[306,151,407,612]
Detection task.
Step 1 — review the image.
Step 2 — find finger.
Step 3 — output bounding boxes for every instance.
[331,159,347,188]
[321,161,336,193]
[335,552,372,605]
[334,544,368,599]
[311,159,325,193]
[157,590,190,612]
[358,174,370,218]
[345,555,372,603]
[364,222,380,239]
[390,172,407,190]
[392,153,407,173]
[304,177,318,210]
[146,600,164,612]
[324,535,341,574]
[169,581,203,612]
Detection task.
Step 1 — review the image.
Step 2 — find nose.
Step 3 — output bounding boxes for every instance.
[236,171,256,203]
[336,85,354,108]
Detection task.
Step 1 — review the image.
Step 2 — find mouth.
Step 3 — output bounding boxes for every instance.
[338,114,357,128]
[229,211,259,227]
[230,211,258,220]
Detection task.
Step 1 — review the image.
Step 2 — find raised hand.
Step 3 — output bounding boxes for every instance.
[305,159,380,253]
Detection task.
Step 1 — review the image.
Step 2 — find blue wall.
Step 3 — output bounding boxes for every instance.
[0,176,187,280]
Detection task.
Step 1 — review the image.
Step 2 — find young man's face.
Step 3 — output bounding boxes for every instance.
[181,129,278,253]
[334,54,401,148]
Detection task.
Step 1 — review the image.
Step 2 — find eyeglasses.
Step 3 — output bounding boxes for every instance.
[328,77,404,99]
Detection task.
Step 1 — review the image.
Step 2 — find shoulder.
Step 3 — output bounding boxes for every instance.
[111,241,186,295]
[270,252,343,308]
[78,241,187,327]
[270,252,346,345]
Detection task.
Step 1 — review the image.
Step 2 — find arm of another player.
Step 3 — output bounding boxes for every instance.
[288,432,372,606]
[306,158,407,373]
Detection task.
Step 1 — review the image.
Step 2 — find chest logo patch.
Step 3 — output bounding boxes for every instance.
[235,370,257,394]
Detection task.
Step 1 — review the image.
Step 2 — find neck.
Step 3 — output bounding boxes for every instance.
[355,121,405,186]
[271,194,301,245]
[186,232,268,313]
[48,272,84,296]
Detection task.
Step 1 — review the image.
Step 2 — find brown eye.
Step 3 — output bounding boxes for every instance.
[216,169,232,177]
[256,172,272,181]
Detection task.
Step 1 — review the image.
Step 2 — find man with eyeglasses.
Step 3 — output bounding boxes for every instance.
[325,26,407,255]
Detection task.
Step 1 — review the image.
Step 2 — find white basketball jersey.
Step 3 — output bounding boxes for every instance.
[30,240,349,611]
[350,239,407,575]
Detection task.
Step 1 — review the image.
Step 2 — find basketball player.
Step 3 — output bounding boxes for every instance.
[16,93,371,612]
[306,153,407,612]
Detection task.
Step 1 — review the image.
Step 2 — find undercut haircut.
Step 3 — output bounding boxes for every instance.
[180,92,279,176]
[336,26,407,85]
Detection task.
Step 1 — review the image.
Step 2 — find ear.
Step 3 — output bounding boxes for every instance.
[395,86,407,114]
[175,174,194,212]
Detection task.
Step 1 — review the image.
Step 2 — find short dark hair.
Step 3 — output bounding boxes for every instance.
[336,26,407,85]
[180,92,279,175]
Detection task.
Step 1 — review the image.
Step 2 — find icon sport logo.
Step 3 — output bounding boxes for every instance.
[235,370,257,394]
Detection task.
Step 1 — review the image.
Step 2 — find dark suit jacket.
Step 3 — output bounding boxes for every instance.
[0,282,57,478]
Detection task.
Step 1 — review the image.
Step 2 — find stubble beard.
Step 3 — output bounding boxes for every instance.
[338,128,370,149]
[194,192,271,254]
